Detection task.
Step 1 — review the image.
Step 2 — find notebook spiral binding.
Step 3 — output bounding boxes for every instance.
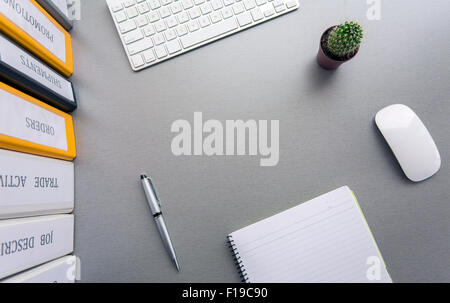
[227,235,250,283]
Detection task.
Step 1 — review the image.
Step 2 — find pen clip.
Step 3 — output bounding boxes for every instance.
[148,178,161,207]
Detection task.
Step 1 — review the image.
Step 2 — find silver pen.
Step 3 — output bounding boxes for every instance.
[140,175,180,271]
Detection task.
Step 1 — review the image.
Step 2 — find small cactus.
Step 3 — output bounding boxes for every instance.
[327,21,363,58]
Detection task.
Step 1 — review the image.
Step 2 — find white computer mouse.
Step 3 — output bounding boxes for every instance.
[375,104,441,182]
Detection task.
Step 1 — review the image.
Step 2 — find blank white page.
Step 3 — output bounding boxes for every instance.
[228,186,392,283]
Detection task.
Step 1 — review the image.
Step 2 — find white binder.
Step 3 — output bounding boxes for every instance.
[0,34,77,112]
[0,149,74,220]
[0,214,74,279]
[1,255,78,283]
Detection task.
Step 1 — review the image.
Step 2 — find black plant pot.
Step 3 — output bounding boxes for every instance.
[317,26,360,70]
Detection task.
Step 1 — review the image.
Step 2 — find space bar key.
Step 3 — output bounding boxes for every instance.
[180,19,238,49]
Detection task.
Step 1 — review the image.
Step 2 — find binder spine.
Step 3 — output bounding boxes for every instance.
[35,0,73,31]
[0,61,77,112]
[227,235,250,283]
[0,34,77,112]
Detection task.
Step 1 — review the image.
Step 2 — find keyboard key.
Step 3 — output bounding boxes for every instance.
[127,38,154,55]
[153,33,165,44]
[155,45,168,58]
[143,50,156,63]
[168,17,178,28]
[237,11,252,26]
[176,25,188,36]
[175,25,187,36]
[210,11,222,23]
[119,20,137,33]
[222,7,233,18]
[194,0,205,5]
[181,18,237,48]
[137,2,149,13]
[159,6,171,18]
[233,3,244,14]
[255,0,266,5]
[148,0,161,9]
[131,54,144,67]
[170,2,183,14]
[250,7,264,21]
[126,7,139,18]
[223,0,234,5]
[110,1,123,12]
[243,0,255,10]
[123,0,135,7]
[161,0,173,5]
[165,28,177,40]
[182,0,194,9]
[154,20,167,32]
[274,4,285,12]
[123,29,144,44]
[136,15,148,27]
[200,3,212,14]
[166,39,182,54]
[187,20,200,32]
[115,11,127,23]
[286,0,297,8]
[272,0,283,6]
[263,7,275,16]
[211,0,223,10]
[177,11,190,23]
[199,16,211,27]
[147,11,160,22]
[143,24,156,36]
[189,7,201,19]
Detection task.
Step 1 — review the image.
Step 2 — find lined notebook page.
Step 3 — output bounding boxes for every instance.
[228,186,392,283]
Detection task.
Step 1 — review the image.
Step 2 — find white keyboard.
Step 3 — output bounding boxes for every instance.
[106,0,299,71]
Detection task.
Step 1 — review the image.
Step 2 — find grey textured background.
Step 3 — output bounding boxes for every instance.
[71,0,450,282]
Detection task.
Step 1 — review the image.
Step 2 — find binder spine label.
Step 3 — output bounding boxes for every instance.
[0,149,73,209]
[0,35,74,102]
[0,0,66,62]
[0,215,74,279]
[0,85,68,151]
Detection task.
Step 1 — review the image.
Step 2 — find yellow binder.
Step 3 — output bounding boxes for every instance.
[0,0,73,77]
[0,82,76,160]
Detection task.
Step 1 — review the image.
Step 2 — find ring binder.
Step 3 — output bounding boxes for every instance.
[0,214,74,279]
[0,81,77,161]
[0,149,74,220]
[226,235,250,283]
[0,34,77,112]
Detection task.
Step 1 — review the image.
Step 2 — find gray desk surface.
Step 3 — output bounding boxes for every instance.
[72,0,450,282]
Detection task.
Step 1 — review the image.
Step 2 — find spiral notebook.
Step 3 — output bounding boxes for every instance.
[227,186,392,283]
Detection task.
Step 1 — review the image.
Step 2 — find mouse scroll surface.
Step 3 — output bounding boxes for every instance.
[375,104,441,182]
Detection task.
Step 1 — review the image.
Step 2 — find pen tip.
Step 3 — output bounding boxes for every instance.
[140,174,147,180]
[174,259,180,272]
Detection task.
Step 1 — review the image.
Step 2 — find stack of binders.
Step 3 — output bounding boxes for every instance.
[0,0,79,283]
